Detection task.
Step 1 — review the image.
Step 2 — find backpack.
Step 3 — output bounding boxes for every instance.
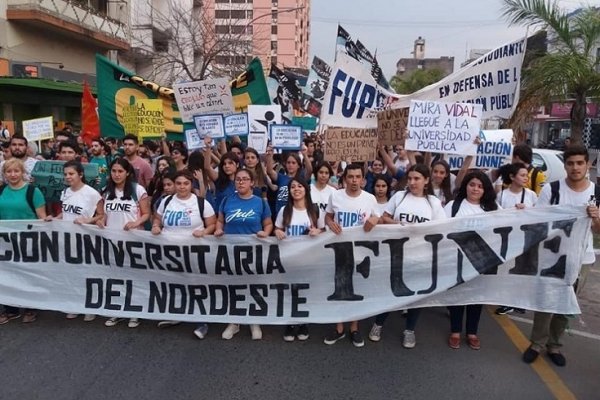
[0,184,37,216]
[450,198,486,217]
[549,180,600,206]
[499,188,526,206]
[162,194,206,225]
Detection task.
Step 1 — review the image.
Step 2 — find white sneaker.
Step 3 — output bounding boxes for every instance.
[193,323,209,340]
[65,313,79,319]
[222,323,240,340]
[157,321,181,328]
[368,324,382,342]
[83,314,96,322]
[250,324,262,340]
[105,317,124,327]
[128,318,140,328]
[402,330,416,349]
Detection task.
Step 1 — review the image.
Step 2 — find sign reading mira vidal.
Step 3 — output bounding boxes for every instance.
[0,206,587,323]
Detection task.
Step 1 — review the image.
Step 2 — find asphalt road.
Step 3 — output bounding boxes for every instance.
[1,285,599,400]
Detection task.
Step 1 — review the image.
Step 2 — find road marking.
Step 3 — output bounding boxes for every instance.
[489,307,577,400]
[508,315,600,341]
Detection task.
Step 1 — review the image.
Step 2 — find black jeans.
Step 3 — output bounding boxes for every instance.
[375,309,420,331]
[449,305,483,335]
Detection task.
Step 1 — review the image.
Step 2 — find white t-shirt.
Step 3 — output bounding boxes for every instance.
[0,157,38,183]
[326,189,379,228]
[104,184,147,229]
[444,199,491,217]
[156,194,215,233]
[497,188,537,208]
[310,183,336,228]
[537,179,595,263]
[275,206,325,236]
[374,200,389,217]
[60,184,102,222]
[385,191,446,224]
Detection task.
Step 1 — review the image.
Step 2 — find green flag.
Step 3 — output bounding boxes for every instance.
[96,54,184,139]
[230,58,271,112]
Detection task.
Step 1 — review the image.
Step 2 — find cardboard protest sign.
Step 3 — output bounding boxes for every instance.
[270,125,302,150]
[193,114,225,139]
[377,108,408,146]
[406,100,482,155]
[22,117,53,141]
[31,161,100,203]
[136,99,164,138]
[173,78,234,123]
[224,113,249,137]
[323,127,378,162]
[447,129,514,169]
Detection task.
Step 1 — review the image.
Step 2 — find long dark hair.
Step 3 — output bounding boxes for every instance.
[407,164,434,197]
[372,173,392,200]
[281,177,318,230]
[283,152,303,179]
[455,170,498,211]
[313,161,333,181]
[151,170,176,211]
[243,147,267,188]
[431,160,453,202]
[103,158,137,201]
[63,160,86,185]
[215,152,239,191]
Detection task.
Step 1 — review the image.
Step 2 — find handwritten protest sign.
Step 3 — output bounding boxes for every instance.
[173,78,234,123]
[323,128,378,162]
[447,129,514,169]
[194,114,224,139]
[270,125,302,150]
[224,113,249,137]
[406,100,482,156]
[377,108,408,147]
[22,117,53,141]
[31,161,100,203]
[137,99,164,138]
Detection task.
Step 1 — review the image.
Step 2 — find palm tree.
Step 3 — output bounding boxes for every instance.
[502,0,600,144]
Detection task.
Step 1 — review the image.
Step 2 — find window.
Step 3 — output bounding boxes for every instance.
[271,56,277,65]
[216,25,230,34]
[231,0,245,3]
[231,10,246,18]
[271,25,278,34]
[271,41,278,50]
[231,25,251,34]
[215,0,229,3]
[215,10,229,18]
[153,39,169,53]
[246,10,253,19]
[215,55,231,64]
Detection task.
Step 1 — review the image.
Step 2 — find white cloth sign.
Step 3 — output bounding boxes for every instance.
[406,100,482,155]
[0,206,588,324]
[447,129,514,170]
[22,116,54,141]
[173,78,234,123]
[391,36,527,119]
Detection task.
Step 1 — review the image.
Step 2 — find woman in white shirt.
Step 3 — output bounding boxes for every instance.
[99,158,150,328]
[310,162,336,229]
[444,171,499,350]
[369,164,446,348]
[496,162,537,209]
[372,174,392,218]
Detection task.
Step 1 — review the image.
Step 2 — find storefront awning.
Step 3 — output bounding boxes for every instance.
[0,77,96,94]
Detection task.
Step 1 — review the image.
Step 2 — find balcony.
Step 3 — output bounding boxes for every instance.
[6,0,130,51]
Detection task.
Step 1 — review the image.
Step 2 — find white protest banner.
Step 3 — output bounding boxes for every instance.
[184,128,203,151]
[447,129,514,170]
[193,114,225,139]
[173,78,234,123]
[270,125,302,151]
[406,100,482,155]
[224,113,249,137]
[0,206,586,323]
[22,116,53,141]
[391,36,527,119]
[321,53,401,129]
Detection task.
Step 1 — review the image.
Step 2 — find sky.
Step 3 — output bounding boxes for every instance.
[308,0,589,79]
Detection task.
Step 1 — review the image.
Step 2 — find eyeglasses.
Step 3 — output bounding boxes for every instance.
[235,177,251,183]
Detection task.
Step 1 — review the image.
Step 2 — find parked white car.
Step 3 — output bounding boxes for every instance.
[531,149,566,184]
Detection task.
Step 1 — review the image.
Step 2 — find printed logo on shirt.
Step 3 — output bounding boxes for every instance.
[277,186,289,203]
[226,208,257,223]
[287,224,309,236]
[163,209,192,227]
[397,213,430,224]
[105,202,133,212]
[335,210,367,227]
[62,204,83,215]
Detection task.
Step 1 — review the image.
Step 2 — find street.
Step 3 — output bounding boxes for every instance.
[0,268,598,400]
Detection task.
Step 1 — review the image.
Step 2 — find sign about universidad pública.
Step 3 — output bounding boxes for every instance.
[32,161,100,203]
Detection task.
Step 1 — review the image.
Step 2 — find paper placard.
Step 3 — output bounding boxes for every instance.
[447,129,514,169]
[193,114,224,139]
[136,99,164,138]
[247,133,268,154]
[224,113,249,137]
[173,78,234,123]
[406,100,482,156]
[323,128,378,162]
[248,105,282,137]
[22,116,54,141]
[377,108,408,146]
[270,125,302,150]
[185,128,203,151]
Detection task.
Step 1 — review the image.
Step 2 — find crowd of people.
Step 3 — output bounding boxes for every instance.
[0,128,597,368]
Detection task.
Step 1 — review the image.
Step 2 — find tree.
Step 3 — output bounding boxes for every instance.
[502,0,600,143]
[389,68,446,94]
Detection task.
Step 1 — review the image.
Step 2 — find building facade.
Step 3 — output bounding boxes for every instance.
[395,37,454,78]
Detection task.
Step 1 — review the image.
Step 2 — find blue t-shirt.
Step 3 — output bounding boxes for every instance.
[220,193,271,234]
[274,173,292,215]
[214,180,235,212]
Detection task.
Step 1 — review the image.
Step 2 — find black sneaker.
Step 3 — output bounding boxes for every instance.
[283,325,295,342]
[548,352,566,367]
[296,324,309,341]
[495,306,514,315]
[351,330,365,347]
[324,330,345,345]
[523,346,540,363]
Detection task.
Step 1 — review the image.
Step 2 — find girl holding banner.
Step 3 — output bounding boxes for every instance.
[444,171,499,350]
[274,178,324,342]
[0,158,47,324]
[99,158,150,329]
[215,169,272,340]
[368,164,446,348]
